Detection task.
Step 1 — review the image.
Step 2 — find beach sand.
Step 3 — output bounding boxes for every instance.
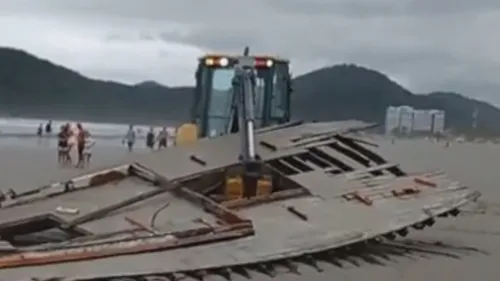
[0,141,149,192]
[238,140,500,281]
[325,140,500,281]
[1,139,499,280]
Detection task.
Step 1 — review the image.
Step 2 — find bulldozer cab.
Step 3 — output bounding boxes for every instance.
[191,54,292,138]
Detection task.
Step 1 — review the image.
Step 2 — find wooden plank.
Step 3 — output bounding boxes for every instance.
[343,163,399,179]
[0,229,253,269]
[62,181,178,229]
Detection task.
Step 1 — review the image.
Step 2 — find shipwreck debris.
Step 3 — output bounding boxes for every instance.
[286,206,308,221]
[0,121,480,281]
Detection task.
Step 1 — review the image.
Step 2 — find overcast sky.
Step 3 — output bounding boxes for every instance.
[0,0,499,104]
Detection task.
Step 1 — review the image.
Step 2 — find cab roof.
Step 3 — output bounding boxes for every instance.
[199,53,289,63]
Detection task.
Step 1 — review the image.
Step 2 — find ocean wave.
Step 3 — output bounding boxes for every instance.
[0,133,147,140]
[0,117,177,139]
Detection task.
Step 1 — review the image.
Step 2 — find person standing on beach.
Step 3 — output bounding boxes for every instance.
[157,127,167,150]
[167,127,176,147]
[36,123,43,145]
[122,124,136,152]
[36,124,43,137]
[45,120,52,136]
[57,125,71,166]
[146,127,155,150]
[75,123,89,168]
[82,135,96,167]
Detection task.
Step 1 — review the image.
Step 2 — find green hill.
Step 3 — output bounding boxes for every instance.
[0,47,192,124]
[292,64,500,136]
[0,47,498,135]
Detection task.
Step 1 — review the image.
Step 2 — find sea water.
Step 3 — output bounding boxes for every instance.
[0,117,177,149]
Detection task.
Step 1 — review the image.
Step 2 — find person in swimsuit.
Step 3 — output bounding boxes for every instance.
[75,123,88,168]
[57,125,71,166]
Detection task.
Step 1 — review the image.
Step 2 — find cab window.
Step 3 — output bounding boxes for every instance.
[270,63,288,121]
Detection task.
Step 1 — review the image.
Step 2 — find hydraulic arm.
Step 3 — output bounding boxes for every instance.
[191,48,291,139]
[190,46,292,199]
[228,47,270,198]
[232,47,258,163]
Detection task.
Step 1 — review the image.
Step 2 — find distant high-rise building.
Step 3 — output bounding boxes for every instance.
[412,109,433,132]
[398,106,414,134]
[430,110,445,134]
[384,106,446,135]
[385,106,401,134]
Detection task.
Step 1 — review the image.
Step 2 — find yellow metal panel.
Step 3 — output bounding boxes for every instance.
[176,123,198,146]
[225,177,244,200]
[256,178,272,196]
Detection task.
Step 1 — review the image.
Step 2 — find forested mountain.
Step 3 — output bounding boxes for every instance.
[0,47,498,135]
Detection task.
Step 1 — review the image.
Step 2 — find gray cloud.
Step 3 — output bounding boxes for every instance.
[270,0,500,18]
[406,0,500,16]
[268,0,401,18]
[1,0,499,105]
[158,28,261,53]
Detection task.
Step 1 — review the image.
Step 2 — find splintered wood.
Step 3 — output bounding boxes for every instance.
[342,191,373,206]
[0,228,253,269]
[342,174,439,206]
[414,176,437,187]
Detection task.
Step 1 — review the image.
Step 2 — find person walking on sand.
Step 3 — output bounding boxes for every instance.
[122,124,136,152]
[157,127,167,150]
[146,127,155,150]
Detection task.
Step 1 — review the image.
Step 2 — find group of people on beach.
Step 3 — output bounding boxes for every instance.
[146,126,171,150]
[123,125,172,152]
[36,120,53,137]
[35,121,175,168]
[56,123,95,168]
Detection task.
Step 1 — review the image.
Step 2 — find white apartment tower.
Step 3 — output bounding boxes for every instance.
[385,106,445,135]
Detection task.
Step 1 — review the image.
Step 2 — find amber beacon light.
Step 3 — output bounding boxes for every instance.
[204,56,273,68]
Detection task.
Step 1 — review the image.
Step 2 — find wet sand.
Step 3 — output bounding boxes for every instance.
[1,139,499,280]
[0,142,150,192]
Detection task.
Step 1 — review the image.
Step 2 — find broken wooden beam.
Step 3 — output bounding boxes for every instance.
[414,177,437,187]
[0,228,253,269]
[286,206,308,221]
[124,217,159,235]
[62,182,177,229]
[222,189,308,209]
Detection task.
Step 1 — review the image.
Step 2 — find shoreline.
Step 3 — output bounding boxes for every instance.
[0,133,146,140]
[0,114,184,128]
